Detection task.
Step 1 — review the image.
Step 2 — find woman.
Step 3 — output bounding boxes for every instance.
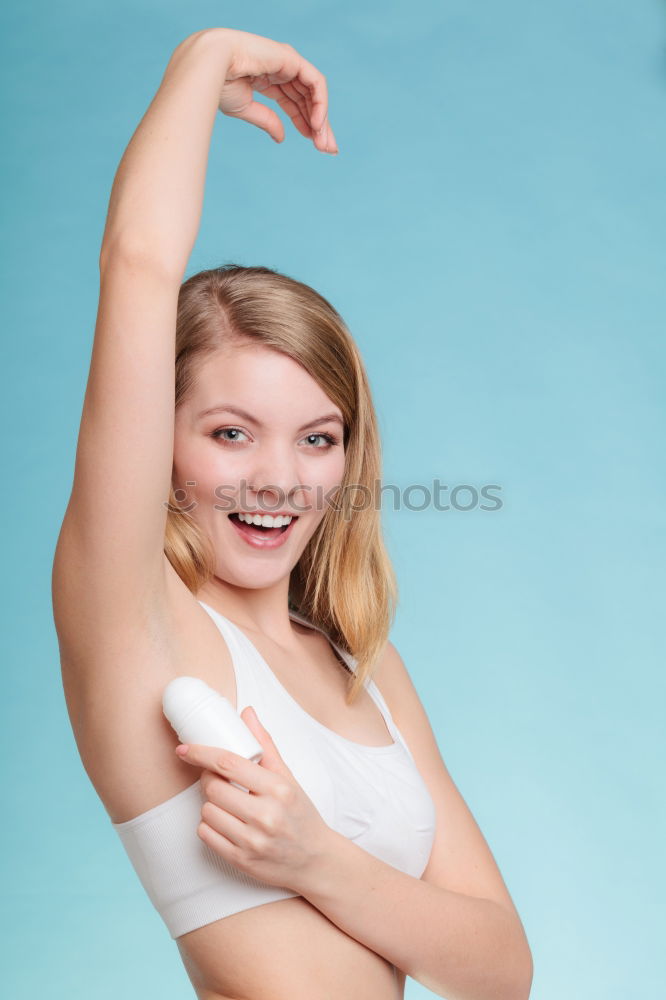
[52,27,533,1000]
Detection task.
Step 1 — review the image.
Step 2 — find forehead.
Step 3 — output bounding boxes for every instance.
[191,343,343,420]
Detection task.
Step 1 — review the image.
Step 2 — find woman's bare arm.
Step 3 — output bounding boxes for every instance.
[99,30,231,273]
[52,29,334,658]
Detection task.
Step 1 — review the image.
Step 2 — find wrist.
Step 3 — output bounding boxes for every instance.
[293,824,342,897]
[164,27,234,87]
[183,27,235,65]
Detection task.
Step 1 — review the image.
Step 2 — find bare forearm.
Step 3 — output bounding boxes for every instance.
[100,28,231,277]
[298,830,533,1000]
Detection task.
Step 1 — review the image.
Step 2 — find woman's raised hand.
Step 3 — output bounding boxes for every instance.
[204,27,338,154]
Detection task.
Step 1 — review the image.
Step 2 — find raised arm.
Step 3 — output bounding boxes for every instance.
[52,28,335,651]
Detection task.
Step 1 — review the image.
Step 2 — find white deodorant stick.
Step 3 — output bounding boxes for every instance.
[163,677,264,790]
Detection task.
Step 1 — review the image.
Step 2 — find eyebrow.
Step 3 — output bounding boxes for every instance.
[197,404,344,434]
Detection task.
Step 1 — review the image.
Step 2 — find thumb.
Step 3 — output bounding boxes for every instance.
[226,100,285,143]
[241,706,290,772]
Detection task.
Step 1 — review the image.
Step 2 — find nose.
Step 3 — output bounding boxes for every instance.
[242,448,312,515]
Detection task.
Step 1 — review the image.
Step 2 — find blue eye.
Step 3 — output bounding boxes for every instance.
[212,428,249,443]
[302,433,339,449]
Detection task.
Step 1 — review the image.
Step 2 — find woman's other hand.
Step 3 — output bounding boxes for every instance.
[174,705,335,893]
[198,27,338,154]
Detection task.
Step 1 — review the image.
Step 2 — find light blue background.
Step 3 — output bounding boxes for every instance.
[2,1,664,996]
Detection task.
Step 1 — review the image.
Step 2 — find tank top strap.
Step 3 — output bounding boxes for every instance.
[197,600,261,709]
[363,677,404,746]
[288,610,405,748]
[197,600,245,658]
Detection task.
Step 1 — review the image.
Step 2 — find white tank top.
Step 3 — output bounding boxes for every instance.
[111,600,436,939]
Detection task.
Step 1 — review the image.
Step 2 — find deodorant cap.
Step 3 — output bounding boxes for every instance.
[162,676,216,731]
[162,676,264,764]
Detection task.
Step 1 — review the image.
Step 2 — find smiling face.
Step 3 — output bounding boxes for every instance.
[172,341,347,591]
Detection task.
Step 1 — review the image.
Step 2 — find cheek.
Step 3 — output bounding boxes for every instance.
[327,453,347,491]
[317,444,346,478]
[171,462,209,519]
[312,457,346,517]
[172,435,232,496]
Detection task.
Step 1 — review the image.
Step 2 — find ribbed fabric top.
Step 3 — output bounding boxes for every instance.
[111,601,436,939]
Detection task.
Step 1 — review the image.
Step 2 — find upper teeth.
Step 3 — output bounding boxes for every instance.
[237,512,293,527]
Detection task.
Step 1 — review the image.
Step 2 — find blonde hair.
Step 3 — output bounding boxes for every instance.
[165,264,398,704]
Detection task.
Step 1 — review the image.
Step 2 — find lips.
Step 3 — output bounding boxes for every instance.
[227,512,299,549]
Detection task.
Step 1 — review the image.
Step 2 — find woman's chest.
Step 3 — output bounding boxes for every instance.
[238,634,394,746]
[182,596,395,749]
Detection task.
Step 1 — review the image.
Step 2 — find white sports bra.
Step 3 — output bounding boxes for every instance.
[111,600,437,939]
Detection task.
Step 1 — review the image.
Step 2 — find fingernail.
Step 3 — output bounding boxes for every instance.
[176,744,189,756]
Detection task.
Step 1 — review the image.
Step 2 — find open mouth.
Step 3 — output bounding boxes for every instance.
[228,512,298,542]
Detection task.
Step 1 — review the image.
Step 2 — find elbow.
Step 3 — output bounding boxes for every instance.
[98,239,184,284]
[510,937,534,1000]
[496,913,533,1000]
[523,948,534,1000]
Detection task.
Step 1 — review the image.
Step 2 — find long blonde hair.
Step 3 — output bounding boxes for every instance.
[165,264,398,704]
